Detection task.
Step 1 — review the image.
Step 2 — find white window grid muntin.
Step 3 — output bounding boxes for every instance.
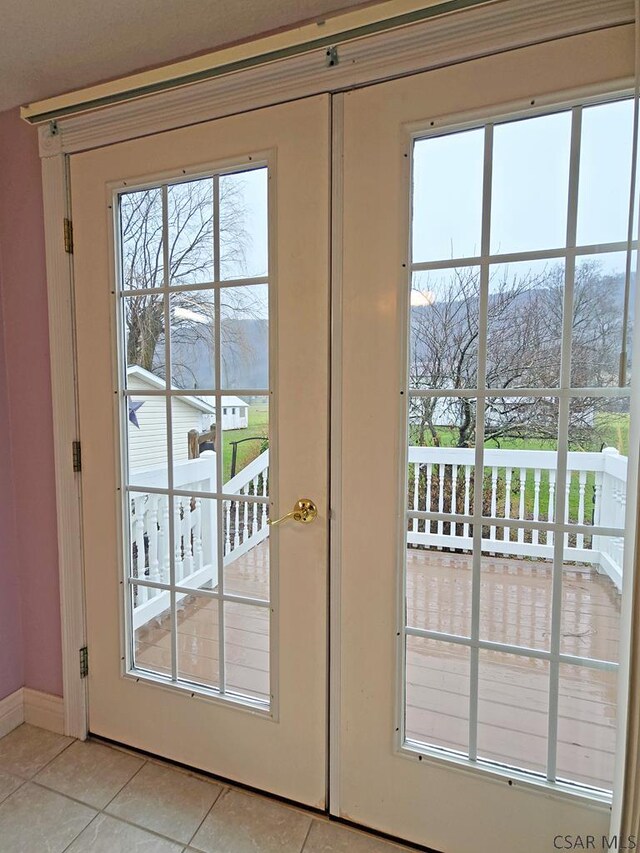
[400,96,638,793]
[113,159,276,713]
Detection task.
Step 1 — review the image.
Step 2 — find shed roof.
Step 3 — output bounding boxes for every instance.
[221,396,249,409]
[127,365,216,414]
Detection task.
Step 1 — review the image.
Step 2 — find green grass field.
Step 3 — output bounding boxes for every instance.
[223,403,269,483]
[408,412,630,522]
[223,404,629,522]
[594,412,630,455]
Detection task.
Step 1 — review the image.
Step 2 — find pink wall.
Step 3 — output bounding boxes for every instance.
[0,107,62,699]
[0,241,23,699]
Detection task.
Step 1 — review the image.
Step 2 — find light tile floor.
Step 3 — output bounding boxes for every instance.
[0,724,415,853]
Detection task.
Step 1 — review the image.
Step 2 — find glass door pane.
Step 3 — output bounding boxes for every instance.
[118,167,273,709]
[405,99,634,793]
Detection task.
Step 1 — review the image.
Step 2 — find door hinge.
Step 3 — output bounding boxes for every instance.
[79,646,89,679]
[72,440,82,472]
[64,218,73,254]
[325,45,339,67]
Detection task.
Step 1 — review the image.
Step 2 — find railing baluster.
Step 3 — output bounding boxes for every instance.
[593,469,604,525]
[532,469,541,545]
[437,464,445,537]
[252,477,259,535]
[618,488,626,571]
[548,470,556,548]
[233,500,240,548]
[563,477,570,552]
[518,469,526,543]
[225,501,232,555]
[577,470,587,549]
[592,468,604,562]
[182,497,193,577]
[174,497,184,582]
[133,497,146,605]
[261,470,268,529]
[504,467,512,542]
[193,498,203,571]
[412,463,419,534]
[147,495,160,584]
[451,464,458,536]
[161,496,170,583]
[489,466,498,542]
[463,465,471,538]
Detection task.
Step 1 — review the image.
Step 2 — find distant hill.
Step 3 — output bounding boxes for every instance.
[160,318,268,390]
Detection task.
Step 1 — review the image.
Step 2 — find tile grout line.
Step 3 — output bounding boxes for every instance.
[0,730,79,842]
[0,774,28,807]
[48,750,224,849]
[95,809,191,848]
[27,746,202,852]
[99,755,149,811]
[0,727,76,784]
[58,806,193,853]
[31,748,149,809]
[0,732,97,853]
[1,731,417,851]
[299,815,315,852]
[185,782,228,848]
[42,771,200,852]
[31,736,239,848]
[59,810,102,853]
[31,757,202,848]
[16,772,415,853]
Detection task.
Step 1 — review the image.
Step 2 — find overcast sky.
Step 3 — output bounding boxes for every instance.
[236,99,636,291]
[221,166,268,282]
[412,98,636,278]
[124,98,635,302]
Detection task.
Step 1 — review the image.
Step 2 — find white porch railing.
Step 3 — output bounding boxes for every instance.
[223,449,270,565]
[131,453,218,629]
[131,450,270,629]
[408,445,627,590]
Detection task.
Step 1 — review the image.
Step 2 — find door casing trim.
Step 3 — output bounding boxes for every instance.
[41,152,88,739]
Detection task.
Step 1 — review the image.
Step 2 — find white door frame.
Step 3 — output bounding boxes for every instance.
[34,0,637,829]
[40,145,88,739]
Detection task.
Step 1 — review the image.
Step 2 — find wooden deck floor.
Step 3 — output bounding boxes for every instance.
[136,540,620,791]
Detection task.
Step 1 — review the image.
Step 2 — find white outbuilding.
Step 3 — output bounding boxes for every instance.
[220,396,249,430]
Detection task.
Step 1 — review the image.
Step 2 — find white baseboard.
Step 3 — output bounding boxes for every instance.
[23,689,65,735]
[0,689,24,739]
[0,688,65,738]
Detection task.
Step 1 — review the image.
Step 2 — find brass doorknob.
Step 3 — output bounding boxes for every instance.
[267,499,318,527]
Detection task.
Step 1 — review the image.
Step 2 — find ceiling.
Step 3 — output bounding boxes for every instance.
[0,0,374,113]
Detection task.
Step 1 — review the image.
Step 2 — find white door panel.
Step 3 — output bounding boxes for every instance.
[72,95,330,807]
[338,29,632,852]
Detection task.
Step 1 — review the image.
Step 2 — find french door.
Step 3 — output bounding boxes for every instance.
[71,95,330,807]
[337,31,635,853]
[70,27,635,853]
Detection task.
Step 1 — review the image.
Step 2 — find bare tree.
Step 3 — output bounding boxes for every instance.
[122,177,266,388]
[409,260,627,450]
